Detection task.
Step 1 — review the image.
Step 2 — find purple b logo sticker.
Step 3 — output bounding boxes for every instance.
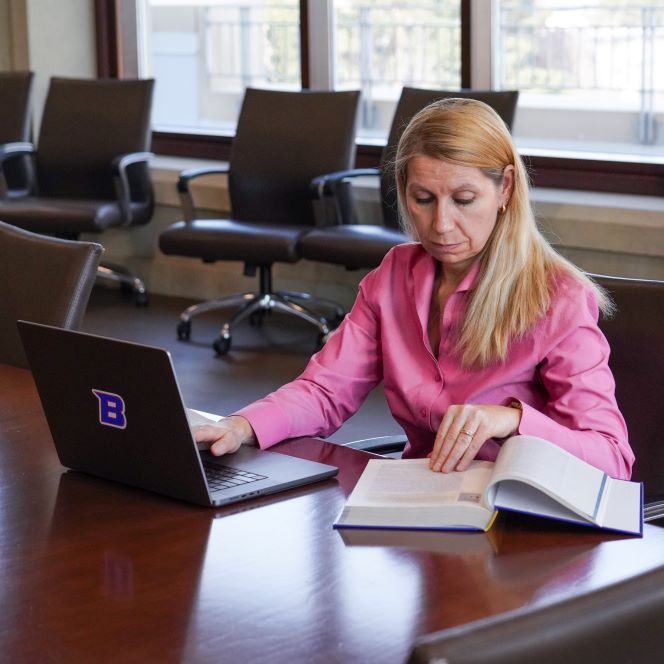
[92,389,127,429]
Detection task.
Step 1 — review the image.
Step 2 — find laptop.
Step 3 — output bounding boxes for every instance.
[17,320,338,507]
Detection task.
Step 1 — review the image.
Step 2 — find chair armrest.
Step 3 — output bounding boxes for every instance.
[112,151,154,172]
[111,151,155,225]
[344,435,407,457]
[176,166,230,193]
[311,167,380,198]
[177,166,230,222]
[310,167,381,227]
[0,142,36,198]
[0,141,35,164]
[644,500,664,522]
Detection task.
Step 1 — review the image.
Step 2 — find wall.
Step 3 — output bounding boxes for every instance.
[91,157,664,312]
[24,0,96,130]
[89,158,372,310]
[0,0,28,71]
[0,0,96,130]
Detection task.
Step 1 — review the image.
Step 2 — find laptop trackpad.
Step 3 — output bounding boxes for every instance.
[199,445,338,498]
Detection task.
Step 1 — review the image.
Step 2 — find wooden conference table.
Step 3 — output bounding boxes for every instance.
[1,363,664,664]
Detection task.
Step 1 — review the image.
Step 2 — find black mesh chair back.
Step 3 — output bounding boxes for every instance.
[0,220,102,368]
[0,71,34,191]
[593,274,664,501]
[380,88,519,229]
[229,88,359,226]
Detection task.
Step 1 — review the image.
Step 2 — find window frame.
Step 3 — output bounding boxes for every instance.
[95,0,664,196]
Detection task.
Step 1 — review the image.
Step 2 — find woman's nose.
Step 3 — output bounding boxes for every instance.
[432,201,455,233]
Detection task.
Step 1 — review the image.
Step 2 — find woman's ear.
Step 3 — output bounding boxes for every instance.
[501,164,515,203]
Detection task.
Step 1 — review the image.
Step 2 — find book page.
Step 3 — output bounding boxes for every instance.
[338,527,500,556]
[596,478,642,534]
[489,480,594,526]
[348,458,495,508]
[487,435,606,520]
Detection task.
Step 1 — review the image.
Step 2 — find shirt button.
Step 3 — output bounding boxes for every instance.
[434,374,441,382]
[420,408,427,418]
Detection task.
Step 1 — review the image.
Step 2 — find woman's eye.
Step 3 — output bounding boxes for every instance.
[414,196,434,205]
[455,198,474,206]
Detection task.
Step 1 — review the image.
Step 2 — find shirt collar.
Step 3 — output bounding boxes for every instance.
[410,248,482,336]
[454,259,482,294]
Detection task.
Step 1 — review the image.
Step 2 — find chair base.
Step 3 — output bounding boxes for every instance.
[177,290,345,355]
[96,263,148,306]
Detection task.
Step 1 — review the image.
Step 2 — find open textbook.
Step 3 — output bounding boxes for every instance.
[334,435,643,536]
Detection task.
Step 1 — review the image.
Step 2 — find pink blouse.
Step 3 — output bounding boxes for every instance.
[235,243,633,479]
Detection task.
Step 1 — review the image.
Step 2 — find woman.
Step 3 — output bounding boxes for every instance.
[195,98,633,480]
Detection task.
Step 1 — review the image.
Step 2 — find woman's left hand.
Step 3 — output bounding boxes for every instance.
[429,404,521,473]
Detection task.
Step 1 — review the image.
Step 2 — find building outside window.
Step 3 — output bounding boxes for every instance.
[497,0,664,157]
[333,1,461,141]
[140,0,301,134]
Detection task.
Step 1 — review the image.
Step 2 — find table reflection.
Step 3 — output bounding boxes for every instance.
[2,470,214,662]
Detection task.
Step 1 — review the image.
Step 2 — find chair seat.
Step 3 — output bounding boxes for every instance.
[299,224,409,269]
[0,197,125,235]
[159,219,308,264]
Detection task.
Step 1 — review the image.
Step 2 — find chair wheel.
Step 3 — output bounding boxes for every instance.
[177,320,191,341]
[213,336,231,355]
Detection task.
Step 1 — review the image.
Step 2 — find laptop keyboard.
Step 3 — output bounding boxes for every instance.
[203,462,268,491]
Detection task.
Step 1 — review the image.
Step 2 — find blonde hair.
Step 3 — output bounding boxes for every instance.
[395,97,613,368]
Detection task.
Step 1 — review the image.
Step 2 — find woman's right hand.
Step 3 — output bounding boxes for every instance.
[193,415,257,456]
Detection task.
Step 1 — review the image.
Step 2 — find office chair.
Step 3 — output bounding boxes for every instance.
[0,71,34,196]
[0,220,102,368]
[159,87,360,355]
[408,564,664,664]
[300,88,519,270]
[592,274,664,507]
[0,77,154,305]
[344,273,664,512]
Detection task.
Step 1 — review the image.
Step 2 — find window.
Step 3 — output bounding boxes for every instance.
[101,0,663,194]
[138,0,301,134]
[497,0,664,158]
[138,0,462,141]
[333,1,462,141]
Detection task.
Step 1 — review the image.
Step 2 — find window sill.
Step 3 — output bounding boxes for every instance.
[152,131,664,197]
